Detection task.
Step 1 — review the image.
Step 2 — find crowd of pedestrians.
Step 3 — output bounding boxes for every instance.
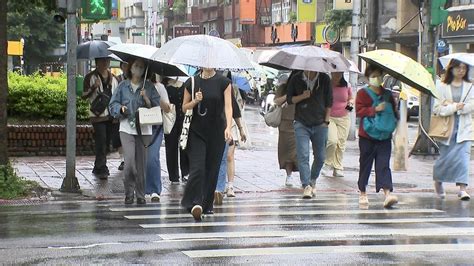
[81,56,471,221]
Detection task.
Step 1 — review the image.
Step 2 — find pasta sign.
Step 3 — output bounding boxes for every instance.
[442,9,474,38]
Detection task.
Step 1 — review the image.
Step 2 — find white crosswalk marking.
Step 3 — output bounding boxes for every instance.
[111,193,474,260]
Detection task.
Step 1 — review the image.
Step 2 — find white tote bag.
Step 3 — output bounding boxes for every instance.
[179,77,194,150]
[163,104,176,134]
[138,106,163,126]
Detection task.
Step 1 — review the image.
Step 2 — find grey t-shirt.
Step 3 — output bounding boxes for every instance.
[452,84,462,103]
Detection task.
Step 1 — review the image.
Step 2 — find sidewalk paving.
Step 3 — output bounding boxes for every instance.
[11,139,473,200]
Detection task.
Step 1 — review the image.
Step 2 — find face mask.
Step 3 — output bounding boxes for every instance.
[369,76,383,87]
[131,65,144,77]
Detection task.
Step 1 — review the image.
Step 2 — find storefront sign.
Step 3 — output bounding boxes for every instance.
[442,9,474,38]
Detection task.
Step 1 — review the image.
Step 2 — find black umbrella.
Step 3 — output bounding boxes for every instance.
[76,40,115,60]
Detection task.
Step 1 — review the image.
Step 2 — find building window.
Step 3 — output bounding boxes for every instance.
[282,0,291,23]
[272,2,282,23]
[236,19,242,32]
[225,20,233,33]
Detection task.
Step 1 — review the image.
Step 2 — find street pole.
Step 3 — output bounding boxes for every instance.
[61,0,80,193]
[411,1,436,155]
[348,0,361,141]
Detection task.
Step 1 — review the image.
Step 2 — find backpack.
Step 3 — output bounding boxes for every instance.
[362,87,397,140]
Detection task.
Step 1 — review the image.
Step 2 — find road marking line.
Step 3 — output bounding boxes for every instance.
[140,217,474,228]
[110,202,407,212]
[125,209,443,220]
[159,227,474,240]
[183,243,474,258]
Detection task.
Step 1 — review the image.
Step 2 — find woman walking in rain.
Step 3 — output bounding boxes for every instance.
[322,72,353,177]
[273,72,298,186]
[433,59,473,200]
[181,68,233,221]
[109,58,160,205]
[356,64,399,208]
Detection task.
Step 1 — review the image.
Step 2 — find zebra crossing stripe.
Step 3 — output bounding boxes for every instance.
[139,217,474,228]
[125,209,444,220]
[182,243,474,258]
[158,227,474,240]
[109,202,407,212]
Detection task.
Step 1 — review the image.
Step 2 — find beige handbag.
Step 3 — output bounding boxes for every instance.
[137,106,163,126]
[428,114,453,139]
[163,104,176,134]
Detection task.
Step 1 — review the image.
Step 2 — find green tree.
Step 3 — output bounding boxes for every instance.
[0,0,8,165]
[7,0,64,73]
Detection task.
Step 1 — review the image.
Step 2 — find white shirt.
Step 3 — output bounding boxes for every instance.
[155,83,170,103]
[303,72,319,91]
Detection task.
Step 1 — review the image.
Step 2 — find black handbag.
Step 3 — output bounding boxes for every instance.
[90,91,111,116]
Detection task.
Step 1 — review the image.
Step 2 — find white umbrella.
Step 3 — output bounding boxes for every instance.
[151,35,253,70]
[109,43,187,76]
[258,46,351,72]
[439,53,474,68]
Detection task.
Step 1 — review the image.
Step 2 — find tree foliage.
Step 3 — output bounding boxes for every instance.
[7,0,64,73]
[324,9,352,31]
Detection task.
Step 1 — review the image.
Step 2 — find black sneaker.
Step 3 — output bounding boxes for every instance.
[118,161,124,171]
[137,198,146,205]
[124,197,134,205]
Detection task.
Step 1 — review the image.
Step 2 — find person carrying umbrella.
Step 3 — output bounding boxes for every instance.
[433,59,473,201]
[82,57,119,179]
[355,64,399,208]
[181,68,233,220]
[287,70,333,199]
[109,58,160,205]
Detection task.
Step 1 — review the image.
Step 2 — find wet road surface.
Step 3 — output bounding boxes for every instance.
[1,192,473,264]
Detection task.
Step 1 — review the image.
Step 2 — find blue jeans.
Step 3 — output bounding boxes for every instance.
[216,143,229,193]
[294,121,328,187]
[145,127,164,195]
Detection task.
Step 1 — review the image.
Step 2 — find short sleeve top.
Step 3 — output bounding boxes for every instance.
[184,74,231,138]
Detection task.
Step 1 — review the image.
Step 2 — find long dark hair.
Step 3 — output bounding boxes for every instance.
[442,59,470,84]
[337,76,348,87]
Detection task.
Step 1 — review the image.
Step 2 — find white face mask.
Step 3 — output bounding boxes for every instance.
[369,76,383,87]
[131,65,145,77]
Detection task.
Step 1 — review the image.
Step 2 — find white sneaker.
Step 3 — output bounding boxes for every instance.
[151,193,160,202]
[458,191,471,201]
[226,186,236,197]
[191,205,203,221]
[383,195,398,208]
[303,185,313,199]
[434,182,446,199]
[333,169,344,177]
[321,165,333,177]
[285,176,293,187]
[171,181,180,185]
[359,194,369,205]
[144,194,151,201]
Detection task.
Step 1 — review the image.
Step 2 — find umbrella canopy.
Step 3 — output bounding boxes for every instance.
[109,43,187,76]
[359,49,438,97]
[231,74,252,93]
[439,53,474,68]
[76,40,115,60]
[151,35,253,70]
[258,46,351,72]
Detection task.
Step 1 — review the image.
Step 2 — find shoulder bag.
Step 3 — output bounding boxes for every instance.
[179,77,194,150]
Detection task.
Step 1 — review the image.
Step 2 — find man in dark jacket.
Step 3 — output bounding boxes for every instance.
[287,70,332,199]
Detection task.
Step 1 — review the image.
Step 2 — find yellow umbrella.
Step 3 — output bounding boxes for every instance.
[359,49,438,98]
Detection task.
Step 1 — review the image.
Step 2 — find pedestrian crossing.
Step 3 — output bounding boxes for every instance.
[109,192,474,263]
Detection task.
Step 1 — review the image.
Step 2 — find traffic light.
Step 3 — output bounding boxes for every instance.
[82,0,112,21]
[431,0,449,26]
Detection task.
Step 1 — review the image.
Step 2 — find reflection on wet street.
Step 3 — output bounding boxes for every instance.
[0,192,473,264]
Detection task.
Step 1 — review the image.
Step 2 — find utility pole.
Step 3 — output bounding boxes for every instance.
[61,0,80,193]
[348,0,361,141]
[411,0,436,155]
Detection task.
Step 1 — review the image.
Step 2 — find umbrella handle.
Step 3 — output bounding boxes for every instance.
[198,103,207,116]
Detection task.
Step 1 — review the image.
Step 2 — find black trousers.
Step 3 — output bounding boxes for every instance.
[164,119,189,181]
[92,120,114,174]
[181,130,225,212]
[358,137,393,193]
